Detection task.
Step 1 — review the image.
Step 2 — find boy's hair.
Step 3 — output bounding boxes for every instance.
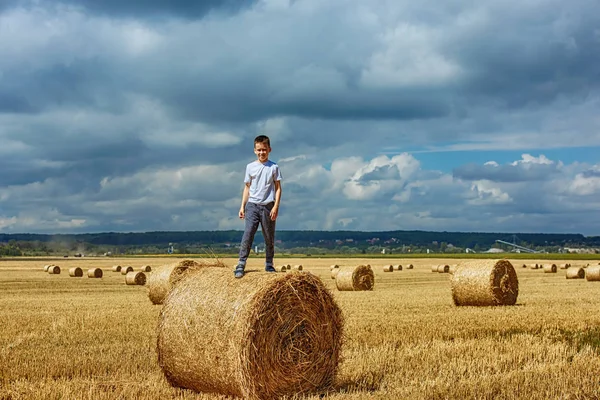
[254,135,271,147]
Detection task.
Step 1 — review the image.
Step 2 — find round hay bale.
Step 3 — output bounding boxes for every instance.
[140,265,152,272]
[292,265,303,271]
[157,268,343,399]
[112,265,122,272]
[585,266,600,281]
[48,266,60,274]
[437,265,450,273]
[543,264,557,273]
[383,265,393,272]
[529,264,539,270]
[44,264,52,272]
[126,271,147,285]
[148,259,222,305]
[431,265,438,273]
[87,268,103,278]
[395,265,403,271]
[522,264,528,268]
[279,265,287,272]
[121,266,134,275]
[558,263,570,270]
[330,268,340,279]
[329,264,339,270]
[448,265,458,274]
[566,267,585,279]
[335,265,374,291]
[68,267,83,277]
[450,260,518,306]
[407,264,414,269]
[286,264,291,270]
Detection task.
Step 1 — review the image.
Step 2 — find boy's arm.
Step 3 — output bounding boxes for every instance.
[270,180,282,221]
[239,183,250,219]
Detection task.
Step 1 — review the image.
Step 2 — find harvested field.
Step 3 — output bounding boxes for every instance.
[2,256,600,400]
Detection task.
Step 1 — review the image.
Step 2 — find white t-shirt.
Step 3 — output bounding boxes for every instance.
[244,160,282,205]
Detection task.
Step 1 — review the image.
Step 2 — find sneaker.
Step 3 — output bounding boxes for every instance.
[265,266,276,273]
[234,265,245,279]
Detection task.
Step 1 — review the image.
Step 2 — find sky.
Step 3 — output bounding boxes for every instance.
[0,0,599,235]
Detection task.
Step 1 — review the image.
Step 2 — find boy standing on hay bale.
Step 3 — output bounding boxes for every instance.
[235,135,282,278]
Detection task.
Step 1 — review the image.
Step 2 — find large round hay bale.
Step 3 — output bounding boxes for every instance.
[44,264,52,272]
[437,264,450,273]
[450,260,518,306]
[69,267,83,277]
[335,265,374,291]
[112,265,122,272]
[157,268,343,399]
[330,268,340,279]
[140,265,152,272]
[121,266,134,275]
[395,264,403,271]
[48,266,60,274]
[543,264,557,273]
[126,271,147,285]
[383,265,393,272]
[148,259,220,305]
[87,268,103,278]
[586,266,600,281]
[566,267,585,279]
[292,265,303,271]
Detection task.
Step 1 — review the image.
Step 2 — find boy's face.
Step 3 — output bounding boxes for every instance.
[254,141,271,163]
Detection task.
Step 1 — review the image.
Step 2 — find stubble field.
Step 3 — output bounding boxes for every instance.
[1,257,599,400]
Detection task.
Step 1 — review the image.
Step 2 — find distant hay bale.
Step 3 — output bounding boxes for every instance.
[448,265,458,274]
[286,264,291,270]
[157,268,343,399]
[140,265,152,272]
[431,265,438,273]
[112,265,122,272]
[330,264,339,270]
[330,268,340,279]
[585,266,600,281]
[44,264,52,272]
[87,268,103,278]
[335,265,374,291]
[566,267,585,279]
[383,265,393,272]
[121,266,134,275]
[522,264,528,268]
[126,271,147,285]
[68,267,83,277]
[529,264,539,270]
[437,265,450,273]
[559,263,570,270]
[48,266,60,274]
[148,259,224,305]
[543,264,557,273]
[407,264,414,269]
[395,265,403,271]
[292,265,303,271]
[279,265,287,272]
[450,260,519,306]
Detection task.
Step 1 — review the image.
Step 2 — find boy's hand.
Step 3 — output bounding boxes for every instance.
[270,206,278,221]
[239,207,245,219]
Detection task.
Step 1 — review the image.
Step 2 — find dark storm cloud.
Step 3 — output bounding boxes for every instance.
[453,161,561,183]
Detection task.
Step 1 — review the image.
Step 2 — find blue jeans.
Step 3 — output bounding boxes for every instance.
[238,202,276,268]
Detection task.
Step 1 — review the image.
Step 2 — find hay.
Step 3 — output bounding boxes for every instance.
[157,268,343,399]
[68,267,83,277]
[566,267,585,279]
[529,264,539,270]
[330,264,339,270]
[292,265,303,271]
[330,268,340,279]
[279,265,287,272]
[395,265,403,271]
[448,265,458,274]
[87,268,103,278]
[335,265,374,291]
[559,263,570,270]
[407,264,414,269]
[543,264,557,273]
[121,266,134,275]
[286,264,291,270]
[522,264,528,268]
[140,265,152,272]
[383,265,393,272]
[148,259,224,305]
[450,259,518,306]
[44,265,52,272]
[585,266,600,281]
[431,265,438,273]
[112,265,122,272]
[437,265,450,273]
[48,266,60,274]
[126,271,147,285]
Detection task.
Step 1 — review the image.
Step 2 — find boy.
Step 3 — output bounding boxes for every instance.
[234,135,282,278]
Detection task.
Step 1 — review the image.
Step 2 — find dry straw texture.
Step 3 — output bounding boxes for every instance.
[330,268,340,279]
[335,264,374,291]
[395,265,403,271]
[148,259,223,305]
[112,265,122,272]
[157,268,343,400]
[43,265,52,272]
[286,264,291,270]
[566,267,585,279]
[543,264,557,273]
[330,264,339,270]
[383,265,393,272]
[437,264,450,273]
[407,264,414,269]
[68,267,83,277]
[585,266,600,281]
[87,268,103,278]
[292,265,303,271]
[125,271,147,285]
[450,260,519,306]
[140,265,152,272]
[279,266,287,272]
[121,266,134,275]
[431,265,438,273]
[559,263,571,270]
[48,266,60,274]
[529,264,539,270]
